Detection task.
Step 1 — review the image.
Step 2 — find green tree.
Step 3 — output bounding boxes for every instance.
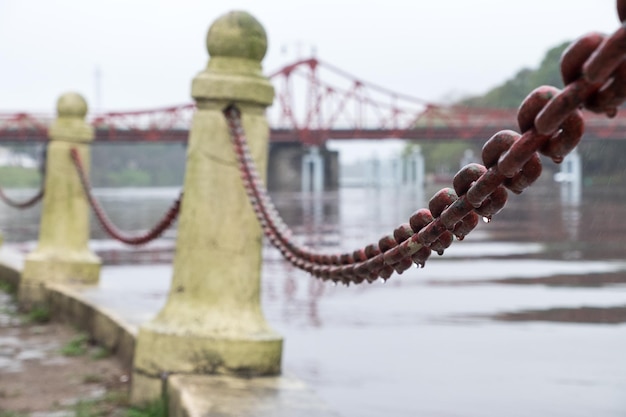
[91,143,186,187]
[460,41,568,108]
[406,40,626,185]
[0,166,42,188]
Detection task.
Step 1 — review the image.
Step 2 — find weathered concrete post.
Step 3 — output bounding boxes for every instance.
[19,93,101,308]
[131,11,282,404]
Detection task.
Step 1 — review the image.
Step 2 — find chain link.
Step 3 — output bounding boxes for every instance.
[0,187,44,209]
[224,1,626,284]
[70,148,181,246]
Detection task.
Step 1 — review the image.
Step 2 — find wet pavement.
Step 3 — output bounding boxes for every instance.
[0,290,130,414]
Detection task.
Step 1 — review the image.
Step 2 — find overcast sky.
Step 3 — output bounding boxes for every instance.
[0,0,619,113]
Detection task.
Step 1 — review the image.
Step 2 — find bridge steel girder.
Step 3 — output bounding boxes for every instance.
[1,125,626,144]
[3,58,626,144]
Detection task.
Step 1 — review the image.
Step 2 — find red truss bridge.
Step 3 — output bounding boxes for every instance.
[1,57,625,145]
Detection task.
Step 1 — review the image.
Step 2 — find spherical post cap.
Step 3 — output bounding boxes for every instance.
[206,11,267,62]
[57,92,88,118]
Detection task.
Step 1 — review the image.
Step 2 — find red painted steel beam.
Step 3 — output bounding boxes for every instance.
[0,124,625,143]
[2,58,626,143]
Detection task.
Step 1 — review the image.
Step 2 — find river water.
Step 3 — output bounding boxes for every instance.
[0,181,625,417]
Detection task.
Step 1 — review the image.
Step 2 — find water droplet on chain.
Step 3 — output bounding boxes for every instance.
[482,216,492,224]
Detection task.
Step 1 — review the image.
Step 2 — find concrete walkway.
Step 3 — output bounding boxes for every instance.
[0,247,339,417]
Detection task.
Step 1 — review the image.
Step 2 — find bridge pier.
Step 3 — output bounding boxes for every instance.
[301,146,324,192]
[403,146,425,188]
[364,147,425,190]
[19,93,101,308]
[267,142,338,192]
[554,148,582,205]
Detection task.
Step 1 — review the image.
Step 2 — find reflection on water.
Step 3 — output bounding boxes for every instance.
[1,183,626,417]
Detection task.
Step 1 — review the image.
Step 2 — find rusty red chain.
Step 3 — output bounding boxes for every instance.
[620,0,626,23]
[225,3,626,285]
[69,148,182,246]
[0,187,44,209]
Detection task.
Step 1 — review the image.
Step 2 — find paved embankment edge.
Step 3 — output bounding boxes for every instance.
[168,373,341,417]
[0,249,339,417]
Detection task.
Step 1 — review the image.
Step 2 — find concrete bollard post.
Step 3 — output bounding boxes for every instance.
[131,11,282,404]
[19,92,101,308]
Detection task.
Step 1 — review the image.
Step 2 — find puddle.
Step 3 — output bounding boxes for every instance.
[31,411,74,417]
[17,349,48,361]
[0,356,22,372]
[0,335,21,347]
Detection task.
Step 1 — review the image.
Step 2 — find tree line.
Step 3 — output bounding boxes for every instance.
[413,41,626,186]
